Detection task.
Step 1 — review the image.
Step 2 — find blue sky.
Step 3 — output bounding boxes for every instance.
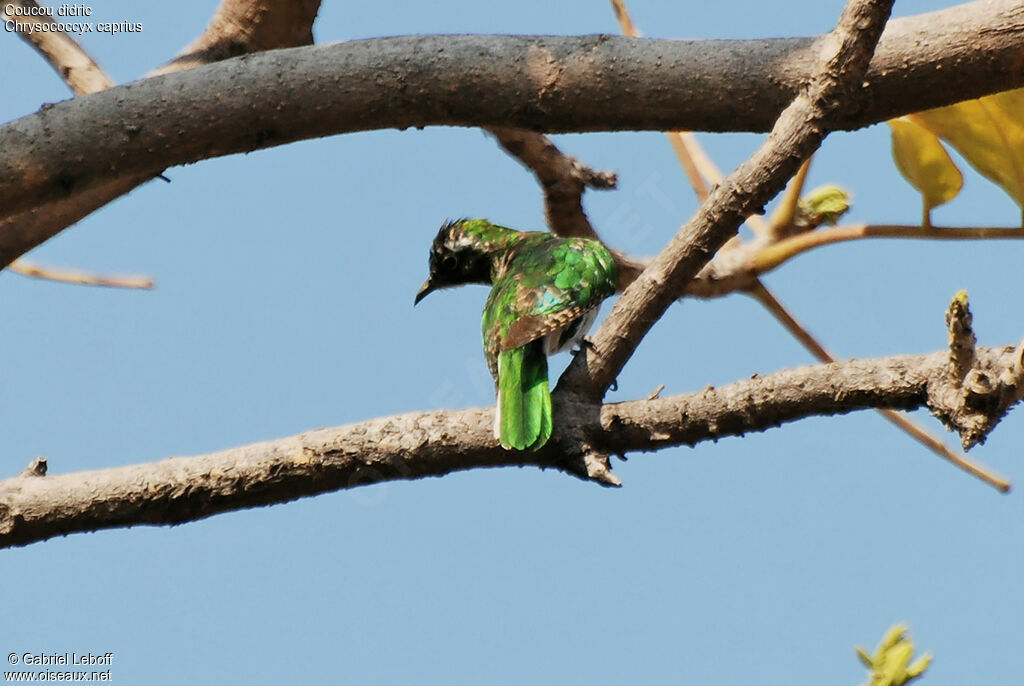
[2,1,1022,684]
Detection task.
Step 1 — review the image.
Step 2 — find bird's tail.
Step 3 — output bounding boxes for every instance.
[496,342,552,450]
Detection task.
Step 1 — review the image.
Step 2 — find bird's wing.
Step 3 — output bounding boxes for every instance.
[499,304,588,350]
[488,237,617,353]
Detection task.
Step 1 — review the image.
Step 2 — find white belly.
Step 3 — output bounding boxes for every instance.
[542,308,598,356]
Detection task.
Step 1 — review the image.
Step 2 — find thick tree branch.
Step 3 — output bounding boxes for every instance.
[559,0,894,399]
[2,0,1022,267]
[1,345,1018,549]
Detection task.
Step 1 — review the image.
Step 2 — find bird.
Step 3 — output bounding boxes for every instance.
[415,218,618,450]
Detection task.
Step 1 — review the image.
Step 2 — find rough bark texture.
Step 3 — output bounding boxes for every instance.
[150,0,320,75]
[0,0,322,272]
[2,0,1021,551]
[1,347,1019,549]
[2,0,1023,266]
[558,0,894,400]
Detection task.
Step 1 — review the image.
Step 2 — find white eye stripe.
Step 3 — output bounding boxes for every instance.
[446,233,475,251]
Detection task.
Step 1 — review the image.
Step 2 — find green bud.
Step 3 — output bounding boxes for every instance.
[797,185,852,227]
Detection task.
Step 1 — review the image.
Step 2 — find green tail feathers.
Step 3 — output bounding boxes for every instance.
[497,343,553,450]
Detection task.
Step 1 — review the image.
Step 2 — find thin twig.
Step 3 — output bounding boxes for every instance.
[751,224,1024,274]
[609,0,640,37]
[610,0,758,232]
[668,135,774,237]
[666,132,712,202]
[768,157,814,235]
[7,260,154,289]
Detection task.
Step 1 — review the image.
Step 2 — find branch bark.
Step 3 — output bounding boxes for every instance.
[1,345,1018,549]
[2,0,1023,266]
[149,0,320,75]
[558,0,894,401]
[487,126,616,239]
[2,0,1021,551]
[0,0,321,271]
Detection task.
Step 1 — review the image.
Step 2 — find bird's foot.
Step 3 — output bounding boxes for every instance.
[572,338,597,356]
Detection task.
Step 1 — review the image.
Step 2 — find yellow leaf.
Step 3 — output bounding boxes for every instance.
[881,642,914,678]
[911,87,1024,208]
[858,625,932,686]
[906,653,933,678]
[888,117,963,221]
[879,624,908,652]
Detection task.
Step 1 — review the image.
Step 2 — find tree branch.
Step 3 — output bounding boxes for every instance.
[1,345,1017,549]
[0,0,321,271]
[7,259,154,288]
[0,177,161,272]
[149,0,321,76]
[486,127,615,239]
[750,282,1011,492]
[559,0,895,399]
[1,0,114,95]
[749,224,1024,275]
[2,0,1022,266]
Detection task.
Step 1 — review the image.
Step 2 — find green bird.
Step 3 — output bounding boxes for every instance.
[415,218,618,450]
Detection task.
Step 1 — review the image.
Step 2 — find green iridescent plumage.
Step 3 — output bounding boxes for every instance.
[415,218,618,450]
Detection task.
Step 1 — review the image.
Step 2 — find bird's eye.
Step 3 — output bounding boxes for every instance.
[442,254,458,270]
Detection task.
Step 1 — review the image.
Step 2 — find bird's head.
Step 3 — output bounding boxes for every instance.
[415,218,511,304]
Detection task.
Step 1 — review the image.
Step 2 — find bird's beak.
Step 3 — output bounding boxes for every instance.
[414,278,436,305]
